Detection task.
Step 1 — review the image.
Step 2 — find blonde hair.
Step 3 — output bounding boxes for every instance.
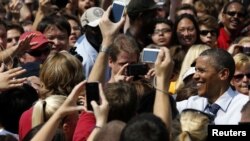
[39,51,84,98]
[175,44,211,91]
[233,53,250,70]
[238,37,250,45]
[32,95,67,128]
[175,109,210,141]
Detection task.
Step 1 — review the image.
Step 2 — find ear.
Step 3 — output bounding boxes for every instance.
[218,68,230,81]
[221,12,226,24]
[230,79,235,86]
[62,122,69,135]
[108,56,113,68]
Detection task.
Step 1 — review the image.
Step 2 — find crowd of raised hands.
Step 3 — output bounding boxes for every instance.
[27,6,175,141]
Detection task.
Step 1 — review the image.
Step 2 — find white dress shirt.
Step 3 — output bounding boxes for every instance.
[177,87,249,124]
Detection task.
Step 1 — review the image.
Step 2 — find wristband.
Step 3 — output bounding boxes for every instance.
[95,125,102,129]
[100,46,110,54]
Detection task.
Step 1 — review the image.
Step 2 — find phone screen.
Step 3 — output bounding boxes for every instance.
[86,82,100,111]
[110,2,125,22]
[142,49,159,63]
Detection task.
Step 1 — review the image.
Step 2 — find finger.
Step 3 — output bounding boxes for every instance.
[74,105,85,112]
[155,48,165,65]
[8,69,26,78]
[0,63,5,72]
[6,67,24,74]
[117,63,128,75]
[68,80,87,101]
[116,16,125,28]
[90,100,99,112]
[98,83,107,103]
[8,83,24,88]
[9,77,27,84]
[104,5,112,18]
[125,76,133,82]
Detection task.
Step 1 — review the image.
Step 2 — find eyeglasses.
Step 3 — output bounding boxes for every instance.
[200,30,217,36]
[7,36,20,43]
[153,28,172,34]
[27,45,51,57]
[233,73,250,81]
[226,11,245,18]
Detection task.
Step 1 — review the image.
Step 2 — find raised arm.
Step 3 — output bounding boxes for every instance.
[87,83,109,141]
[31,81,86,141]
[87,6,125,84]
[153,47,174,130]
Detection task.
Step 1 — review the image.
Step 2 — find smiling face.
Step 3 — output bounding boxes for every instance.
[222,2,245,32]
[193,56,223,101]
[177,18,197,48]
[231,63,250,95]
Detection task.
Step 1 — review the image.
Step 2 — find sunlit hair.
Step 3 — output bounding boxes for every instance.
[238,36,250,45]
[175,44,211,91]
[174,109,211,141]
[32,95,66,128]
[39,51,84,98]
[233,53,250,70]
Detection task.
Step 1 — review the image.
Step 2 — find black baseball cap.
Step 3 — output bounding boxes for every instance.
[127,0,158,15]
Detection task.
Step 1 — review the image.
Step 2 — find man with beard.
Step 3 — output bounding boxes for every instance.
[217,0,247,50]
[177,48,249,125]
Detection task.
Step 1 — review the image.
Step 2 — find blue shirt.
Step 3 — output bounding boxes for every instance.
[177,87,249,124]
[75,35,98,79]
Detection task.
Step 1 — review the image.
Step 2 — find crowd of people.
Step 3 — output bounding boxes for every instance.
[0,0,250,141]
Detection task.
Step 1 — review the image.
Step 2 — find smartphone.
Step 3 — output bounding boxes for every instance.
[109,0,125,23]
[85,82,100,111]
[126,64,149,76]
[142,48,160,63]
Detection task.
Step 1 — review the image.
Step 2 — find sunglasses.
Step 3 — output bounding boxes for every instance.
[226,11,245,18]
[233,73,250,80]
[200,30,217,36]
[27,45,51,57]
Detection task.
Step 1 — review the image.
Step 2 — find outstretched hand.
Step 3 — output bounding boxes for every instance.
[56,81,86,118]
[14,33,37,56]
[99,5,125,46]
[0,64,27,91]
[155,47,174,83]
[112,63,133,83]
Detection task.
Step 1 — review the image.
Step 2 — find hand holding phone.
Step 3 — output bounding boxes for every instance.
[126,64,149,76]
[85,82,100,111]
[109,0,126,23]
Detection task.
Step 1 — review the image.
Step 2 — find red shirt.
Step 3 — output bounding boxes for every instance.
[217,27,231,50]
[73,112,96,141]
[18,108,33,141]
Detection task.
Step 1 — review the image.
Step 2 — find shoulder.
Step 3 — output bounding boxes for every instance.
[177,95,207,112]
